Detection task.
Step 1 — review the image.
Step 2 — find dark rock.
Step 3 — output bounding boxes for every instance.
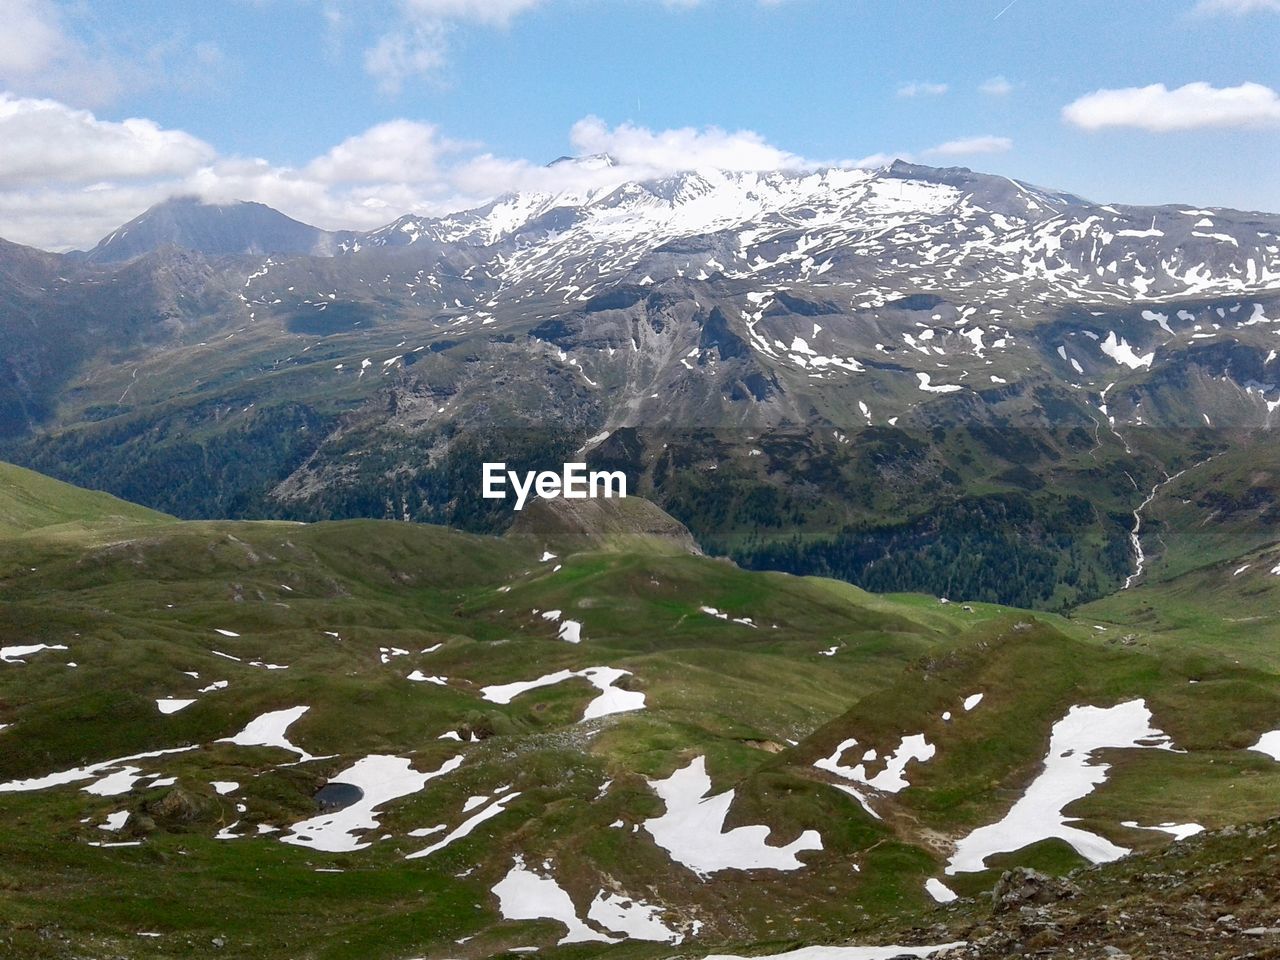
[146,786,208,825]
[992,868,1081,914]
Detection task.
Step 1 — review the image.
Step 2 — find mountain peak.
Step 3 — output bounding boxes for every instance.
[546,152,618,171]
[81,196,342,264]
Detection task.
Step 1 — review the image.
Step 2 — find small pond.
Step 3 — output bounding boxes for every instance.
[314,782,363,813]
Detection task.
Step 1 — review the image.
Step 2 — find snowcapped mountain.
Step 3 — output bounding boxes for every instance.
[345,159,1279,306]
[4,159,1280,608]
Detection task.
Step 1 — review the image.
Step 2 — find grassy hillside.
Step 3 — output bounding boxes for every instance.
[0,461,170,537]
[1,467,1278,959]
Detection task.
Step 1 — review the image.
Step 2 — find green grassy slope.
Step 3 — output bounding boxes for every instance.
[1,464,1277,960]
[0,460,171,537]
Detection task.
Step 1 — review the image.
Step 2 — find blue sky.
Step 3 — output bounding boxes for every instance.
[1,0,1278,249]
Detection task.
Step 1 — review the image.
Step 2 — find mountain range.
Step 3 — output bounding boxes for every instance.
[1,158,1278,609]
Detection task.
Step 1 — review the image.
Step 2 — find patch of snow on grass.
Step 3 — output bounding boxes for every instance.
[817,734,935,794]
[100,810,130,831]
[156,698,195,715]
[283,754,463,852]
[643,756,821,876]
[916,373,962,394]
[1250,730,1280,761]
[1100,331,1154,370]
[587,891,681,943]
[86,768,147,796]
[407,671,448,685]
[481,667,643,720]
[925,878,958,904]
[1121,820,1204,841]
[217,706,315,761]
[492,857,615,944]
[946,699,1175,874]
[405,791,522,859]
[1,643,69,663]
[0,746,195,795]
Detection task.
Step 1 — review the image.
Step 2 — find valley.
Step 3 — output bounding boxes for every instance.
[0,464,1278,958]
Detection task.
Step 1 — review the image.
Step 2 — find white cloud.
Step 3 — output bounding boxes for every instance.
[0,94,215,187]
[363,17,449,95]
[305,120,462,184]
[0,0,127,105]
[849,152,905,169]
[363,0,549,92]
[0,0,228,107]
[923,135,1013,157]
[0,0,65,75]
[358,0,800,91]
[1063,81,1280,132]
[1193,0,1280,13]
[980,76,1013,96]
[399,0,546,25]
[569,116,808,173]
[897,82,949,98]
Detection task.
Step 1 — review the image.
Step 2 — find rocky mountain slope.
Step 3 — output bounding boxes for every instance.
[76,197,354,264]
[1,160,1278,608]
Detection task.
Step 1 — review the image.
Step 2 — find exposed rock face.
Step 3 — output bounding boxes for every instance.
[991,868,1081,914]
[146,786,209,825]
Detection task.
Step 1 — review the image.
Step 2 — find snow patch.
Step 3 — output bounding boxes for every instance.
[1,643,69,663]
[643,756,821,876]
[1121,820,1204,841]
[1250,729,1280,761]
[405,790,522,859]
[283,754,463,852]
[217,706,316,762]
[588,891,681,943]
[481,667,644,721]
[492,857,615,944]
[916,373,963,394]
[946,700,1175,874]
[1100,331,1154,370]
[925,878,958,904]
